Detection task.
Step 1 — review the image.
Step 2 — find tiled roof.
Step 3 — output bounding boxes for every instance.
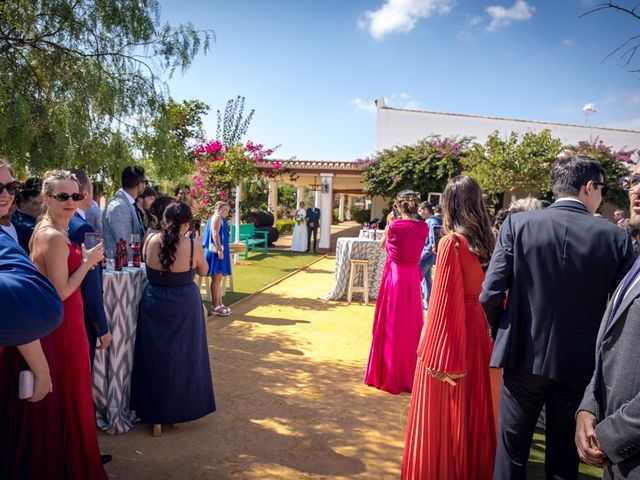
[256,159,365,171]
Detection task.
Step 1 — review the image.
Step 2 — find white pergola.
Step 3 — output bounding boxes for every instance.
[257,159,367,252]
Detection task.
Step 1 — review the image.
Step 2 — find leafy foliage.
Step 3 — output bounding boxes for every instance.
[361,136,473,199]
[0,0,212,182]
[462,130,563,202]
[562,138,637,208]
[216,96,254,146]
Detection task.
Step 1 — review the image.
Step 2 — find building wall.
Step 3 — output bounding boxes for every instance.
[376,107,640,155]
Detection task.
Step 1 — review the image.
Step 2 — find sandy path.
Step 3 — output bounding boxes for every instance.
[100,257,409,479]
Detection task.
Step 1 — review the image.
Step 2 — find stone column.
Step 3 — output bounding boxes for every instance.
[296,185,305,208]
[268,180,278,220]
[314,190,321,210]
[338,193,345,222]
[346,195,352,221]
[319,173,333,251]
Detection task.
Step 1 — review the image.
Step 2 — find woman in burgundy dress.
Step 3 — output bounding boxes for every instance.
[1,170,106,479]
[364,191,428,394]
[402,176,496,479]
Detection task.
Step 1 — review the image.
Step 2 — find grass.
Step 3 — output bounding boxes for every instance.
[201,250,321,309]
[527,429,603,479]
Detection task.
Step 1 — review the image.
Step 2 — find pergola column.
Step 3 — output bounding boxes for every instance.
[296,185,306,208]
[319,173,333,251]
[346,195,352,221]
[338,193,345,222]
[268,180,278,220]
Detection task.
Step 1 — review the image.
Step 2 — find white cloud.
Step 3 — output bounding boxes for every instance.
[458,14,483,40]
[358,0,455,40]
[349,93,421,113]
[486,0,535,32]
[350,98,377,113]
[561,38,575,47]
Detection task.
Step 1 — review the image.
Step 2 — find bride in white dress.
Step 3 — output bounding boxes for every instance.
[291,202,308,252]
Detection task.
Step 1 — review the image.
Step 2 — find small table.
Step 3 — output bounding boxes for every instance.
[92,266,147,434]
[323,237,387,301]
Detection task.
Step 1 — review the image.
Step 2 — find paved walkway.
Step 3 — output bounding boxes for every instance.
[100,256,409,479]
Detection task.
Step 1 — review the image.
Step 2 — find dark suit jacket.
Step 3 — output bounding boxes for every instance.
[481,200,634,388]
[580,265,640,477]
[11,210,36,254]
[68,213,109,338]
[306,208,320,229]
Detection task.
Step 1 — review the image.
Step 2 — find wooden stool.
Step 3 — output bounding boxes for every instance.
[347,259,370,305]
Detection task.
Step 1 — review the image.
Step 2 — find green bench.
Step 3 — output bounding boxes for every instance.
[230,223,269,259]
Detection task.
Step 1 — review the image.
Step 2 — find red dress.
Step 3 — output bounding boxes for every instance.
[402,235,496,479]
[364,219,428,394]
[0,242,106,479]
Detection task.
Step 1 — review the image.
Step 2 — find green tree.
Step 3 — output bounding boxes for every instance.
[216,96,254,146]
[462,130,563,203]
[361,136,472,199]
[562,139,636,209]
[0,0,212,182]
[136,98,210,180]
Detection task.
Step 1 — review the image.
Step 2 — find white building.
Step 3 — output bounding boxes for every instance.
[372,96,640,217]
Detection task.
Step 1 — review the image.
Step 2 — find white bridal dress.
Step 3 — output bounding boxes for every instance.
[291,209,308,252]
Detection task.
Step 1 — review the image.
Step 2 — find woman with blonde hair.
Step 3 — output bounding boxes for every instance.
[402,176,496,479]
[21,170,106,479]
[202,201,232,316]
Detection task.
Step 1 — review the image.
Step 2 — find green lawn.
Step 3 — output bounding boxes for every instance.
[527,430,603,479]
[202,250,321,309]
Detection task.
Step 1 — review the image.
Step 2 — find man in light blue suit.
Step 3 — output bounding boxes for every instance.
[418,202,441,311]
[69,169,111,365]
[102,166,146,258]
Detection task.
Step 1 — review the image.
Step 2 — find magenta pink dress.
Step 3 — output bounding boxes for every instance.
[364,219,428,394]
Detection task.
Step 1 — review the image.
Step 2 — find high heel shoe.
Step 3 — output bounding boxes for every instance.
[152,424,162,437]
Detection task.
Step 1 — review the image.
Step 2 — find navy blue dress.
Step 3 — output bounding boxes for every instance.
[131,239,215,424]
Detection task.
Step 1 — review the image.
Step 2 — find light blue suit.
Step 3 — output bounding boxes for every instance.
[418,214,441,310]
[102,189,145,257]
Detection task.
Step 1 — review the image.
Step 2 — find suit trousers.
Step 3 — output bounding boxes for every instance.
[85,318,97,369]
[495,367,584,480]
[307,226,318,252]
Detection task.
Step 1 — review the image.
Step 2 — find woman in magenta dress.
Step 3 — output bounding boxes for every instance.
[364,191,428,394]
[402,176,496,479]
[1,170,106,480]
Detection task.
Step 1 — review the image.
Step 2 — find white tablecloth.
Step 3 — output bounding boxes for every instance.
[92,266,147,434]
[323,237,387,301]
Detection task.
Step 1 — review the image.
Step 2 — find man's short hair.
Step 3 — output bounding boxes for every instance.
[550,155,605,199]
[433,204,443,215]
[69,168,91,190]
[121,166,145,189]
[139,186,157,199]
[16,189,40,207]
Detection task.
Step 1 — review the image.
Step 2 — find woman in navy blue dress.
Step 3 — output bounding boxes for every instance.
[131,201,215,437]
[202,201,232,316]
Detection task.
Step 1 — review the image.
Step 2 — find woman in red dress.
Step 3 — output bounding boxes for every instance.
[364,191,428,394]
[402,176,497,479]
[6,170,106,479]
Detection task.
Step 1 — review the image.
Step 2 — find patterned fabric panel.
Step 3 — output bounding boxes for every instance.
[323,238,387,301]
[92,267,147,434]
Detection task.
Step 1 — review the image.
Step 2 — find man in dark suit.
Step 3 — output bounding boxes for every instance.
[481,156,635,479]
[11,189,41,253]
[69,169,111,365]
[576,164,640,479]
[306,205,321,253]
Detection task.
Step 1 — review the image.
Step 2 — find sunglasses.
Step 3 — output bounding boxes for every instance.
[620,175,640,191]
[0,181,20,195]
[592,181,609,196]
[50,192,85,202]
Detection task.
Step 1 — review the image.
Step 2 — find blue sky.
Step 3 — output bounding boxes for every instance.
[160,0,640,160]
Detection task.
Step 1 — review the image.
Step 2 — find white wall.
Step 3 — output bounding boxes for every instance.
[376,106,640,156]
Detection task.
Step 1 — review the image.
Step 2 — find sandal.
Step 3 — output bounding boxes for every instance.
[214,305,230,317]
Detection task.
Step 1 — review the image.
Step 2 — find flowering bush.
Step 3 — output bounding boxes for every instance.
[191,140,282,218]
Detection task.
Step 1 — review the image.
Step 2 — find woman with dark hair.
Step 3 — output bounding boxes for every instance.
[142,195,173,253]
[402,176,496,479]
[131,201,215,437]
[364,190,428,394]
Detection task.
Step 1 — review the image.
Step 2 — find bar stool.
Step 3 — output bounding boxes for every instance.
[347,259,370,305]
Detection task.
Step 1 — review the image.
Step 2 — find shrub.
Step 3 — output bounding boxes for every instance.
[275,220,296,236]
[351,208,371,225]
